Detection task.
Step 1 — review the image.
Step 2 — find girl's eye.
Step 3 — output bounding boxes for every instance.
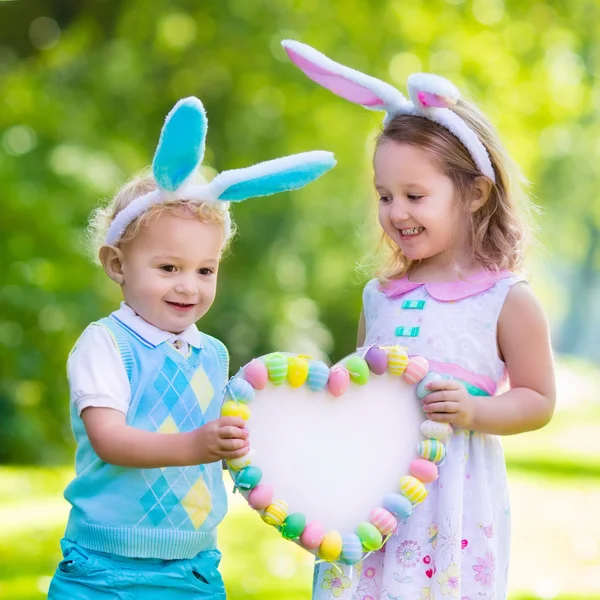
[160,265,176,273]
[379,195,392,204]
[407,194,424,201]
[198,268,214,276]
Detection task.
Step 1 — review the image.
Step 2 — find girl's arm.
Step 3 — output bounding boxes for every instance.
[357,309,366,347]
[82,408,249,468]
[423,283,556,435]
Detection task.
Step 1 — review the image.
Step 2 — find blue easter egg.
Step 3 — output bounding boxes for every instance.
[235,466,262,491]
[340,532,363,565]
[382,493,413,521]
[307,360,329,392]
[226,377,255,404]
[416,373,443,399]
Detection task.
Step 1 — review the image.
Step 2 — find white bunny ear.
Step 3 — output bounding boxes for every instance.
[282,40,407,113]
[202,151,336,202]
[407,74,460,110]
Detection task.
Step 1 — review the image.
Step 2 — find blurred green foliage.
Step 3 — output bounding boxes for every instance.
[2,0,600,462]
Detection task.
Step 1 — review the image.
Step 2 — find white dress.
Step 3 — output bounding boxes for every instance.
[313,271,522,600]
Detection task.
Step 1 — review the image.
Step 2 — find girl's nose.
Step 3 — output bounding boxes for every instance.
[389,198,410,223]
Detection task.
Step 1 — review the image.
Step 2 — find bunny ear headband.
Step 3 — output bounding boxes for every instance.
[105,97,337,245]
[281,40,495,183]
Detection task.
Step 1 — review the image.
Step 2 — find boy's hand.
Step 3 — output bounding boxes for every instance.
[421,379,476,430]
[192,417,249,464]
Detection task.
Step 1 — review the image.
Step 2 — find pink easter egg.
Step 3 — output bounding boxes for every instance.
[403,356,429,385]
[243,359,269,390]
[248,484,274,510]
[327,366,350,397]
[369,507,398,536]
[409,458,439,483]
[300,521,325,549]
[365,346,388,375]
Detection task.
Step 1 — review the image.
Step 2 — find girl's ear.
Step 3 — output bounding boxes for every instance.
[99,245,126,285]
[470,176,493,212]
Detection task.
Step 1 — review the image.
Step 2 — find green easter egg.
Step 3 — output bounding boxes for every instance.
[356,521,383,551]
[345,356,370,385]
[281,513,306,539]
[266,352,288,385]
[235,466,262,491]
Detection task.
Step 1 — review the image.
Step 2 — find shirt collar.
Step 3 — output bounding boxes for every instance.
[110,302,203,348]
[379,269,514,301]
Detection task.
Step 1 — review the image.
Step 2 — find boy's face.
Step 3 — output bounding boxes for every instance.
[117,210,224,333]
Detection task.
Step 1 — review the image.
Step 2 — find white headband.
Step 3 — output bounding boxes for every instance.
[281,40,495,183]
[105,97,337,246]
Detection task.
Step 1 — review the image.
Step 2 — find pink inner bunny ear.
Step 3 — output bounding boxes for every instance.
[417,91,457,109]
[284,46,385,107]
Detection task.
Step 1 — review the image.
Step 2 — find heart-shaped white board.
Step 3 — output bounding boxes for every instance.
[248,375,422,533]
[222,348,451,565]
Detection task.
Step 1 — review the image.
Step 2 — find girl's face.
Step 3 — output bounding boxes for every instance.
[374,141,469,270]
[117,210,224,333]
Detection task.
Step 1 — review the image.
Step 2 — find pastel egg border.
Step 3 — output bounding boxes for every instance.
[221,345,452,566]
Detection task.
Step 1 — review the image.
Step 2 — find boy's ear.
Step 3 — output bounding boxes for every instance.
[470,176,492,212]
[99,245,126,285]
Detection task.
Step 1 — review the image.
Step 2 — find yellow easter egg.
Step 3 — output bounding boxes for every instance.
[385,345,409,376]
[287,356,309,387]
[262,500,288,526]
[221,401,251,421]
[399,475,428,504]
[318,530,342,561]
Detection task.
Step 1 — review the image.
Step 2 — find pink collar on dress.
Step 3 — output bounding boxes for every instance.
[379,269,514,301]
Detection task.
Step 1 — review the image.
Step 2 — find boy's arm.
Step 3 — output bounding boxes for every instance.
[82,408,248,468]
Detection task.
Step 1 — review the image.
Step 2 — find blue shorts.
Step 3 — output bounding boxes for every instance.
[48,538,226,599]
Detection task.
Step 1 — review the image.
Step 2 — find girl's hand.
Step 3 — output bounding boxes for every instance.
[421,379,476,429]
[192,417,250,464]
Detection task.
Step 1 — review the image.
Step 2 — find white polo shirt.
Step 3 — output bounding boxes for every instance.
[68,303,203,416]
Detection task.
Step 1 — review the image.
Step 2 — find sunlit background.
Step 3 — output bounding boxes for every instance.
[1,1,599,599]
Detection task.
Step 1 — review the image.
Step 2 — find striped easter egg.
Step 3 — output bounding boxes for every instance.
[398,475,428,504]
[417,439,446,464]
[369,507,398,536]
[307,360,329,391]
[340,533,363,565]
[225,377,255,404]
[385,345,409,376]
[403,356,429,384]
[265,353,288,385]
[262,500,288,526]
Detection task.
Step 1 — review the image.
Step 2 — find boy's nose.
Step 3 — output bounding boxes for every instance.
[174,275,198,295]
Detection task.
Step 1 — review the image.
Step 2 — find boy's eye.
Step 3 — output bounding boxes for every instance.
[160,265,176,273]
[198,268,214,276]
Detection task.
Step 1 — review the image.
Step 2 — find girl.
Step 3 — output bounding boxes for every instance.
[48,96,336,599]
[283,41,555,600]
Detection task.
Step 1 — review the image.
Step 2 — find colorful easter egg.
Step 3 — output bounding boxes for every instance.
[262,500,288,526]
[281,513,306,539]
[226,377,255,404]
[403,356,430,384]
[235,466,262,491]
[417,372,443,399]
[300,521,325,549]
[248,484,273,510]
[399,475,428,504]
[410,458,439,483]
[345,356,370,385]
[307,360,329,391]
[327,366,350,397]
[243,359,269,390]
[340,533,363,565]
[287,356,309,387]
[420,419,452,441]
[364,345,388,375]
[318,530,342,561]
[385,345,409,376]
[265,352,288,385]
[382,493,413,520]
[417,439,446,464]
[369,507,398,536]
[356,522,383,551]
[227,448,256,471]
[221,400,250,420]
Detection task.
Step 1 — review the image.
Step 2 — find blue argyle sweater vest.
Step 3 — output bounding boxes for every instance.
[64,315,229,559]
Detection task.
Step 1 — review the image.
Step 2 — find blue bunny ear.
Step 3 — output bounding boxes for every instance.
[205,151,336,202]
[152,97,207,193]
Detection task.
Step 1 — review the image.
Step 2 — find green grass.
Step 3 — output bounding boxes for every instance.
[1,358,598,600]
